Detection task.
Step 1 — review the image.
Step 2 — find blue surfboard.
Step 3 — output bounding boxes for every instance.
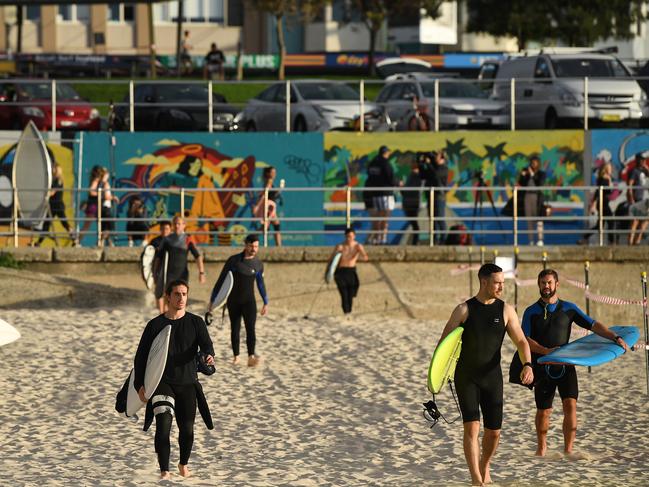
[537,325,640,367]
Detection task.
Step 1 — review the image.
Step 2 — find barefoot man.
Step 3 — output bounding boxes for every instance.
[134,279,215,480]
[329,227,369,315]
[522,269,629,459]
[436,263,533,486]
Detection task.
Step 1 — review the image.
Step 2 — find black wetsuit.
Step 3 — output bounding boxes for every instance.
[211,252,268,357]
[455,297,507,429]
[156,233,200,285]
[522,300,594,409]
[134,312,214,473]
[37,177,71,244]
[334,267,359,314]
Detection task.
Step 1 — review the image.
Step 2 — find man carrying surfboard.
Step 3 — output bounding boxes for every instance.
[436,263,533,486]
[329,228,369,316]
[209,234,268,366]
[522,269,630,459]
[134,279,215,480]
[154,216,206,313]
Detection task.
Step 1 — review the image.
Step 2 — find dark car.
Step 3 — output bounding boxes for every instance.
[0,80,100,131]
[111,82,239,131]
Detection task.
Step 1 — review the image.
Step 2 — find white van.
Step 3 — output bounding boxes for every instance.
[491,52,648,129]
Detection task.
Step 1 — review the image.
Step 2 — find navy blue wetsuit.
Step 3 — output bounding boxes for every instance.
[211,252,268,356]
[522,299,595,409]
[455,297,507,429]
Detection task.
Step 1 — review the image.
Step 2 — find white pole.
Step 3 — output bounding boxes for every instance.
[208,81,213,133]
[360,80,365,133]
[434,79,440,132]
[129,80,135,132]
[75,132,85,238]
[510,78,516,131]
[51,79,57,131]
[583,76,589,130]
[286,80,291,133]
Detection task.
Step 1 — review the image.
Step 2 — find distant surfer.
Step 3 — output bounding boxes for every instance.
[522,269,629,459]
[436,263,533,486]
[148,221,172,309]
[154,216,206,313]
[134,279,215,480]
[209,234,268,366]
[329,228,368,316]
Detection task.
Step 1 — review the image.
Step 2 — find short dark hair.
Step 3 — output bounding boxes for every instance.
[478,263,503,280]
[538,269,559,283]
[159,220,171,228]
[245,234,259,244]
[165,279,189,296]
[344,227,355,235]
[530,155,540,163]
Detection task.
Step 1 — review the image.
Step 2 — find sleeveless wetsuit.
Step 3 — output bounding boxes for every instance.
[455,297,507,429]
[522,299,594,409]
[211,252,268,357]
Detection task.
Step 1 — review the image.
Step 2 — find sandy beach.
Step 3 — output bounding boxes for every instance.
[0,260,648,486]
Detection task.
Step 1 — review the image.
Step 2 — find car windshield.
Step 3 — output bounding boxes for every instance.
[551,58,629,78]
[421,81,488,99]
[295,82,359,101]
[156,84,209,102]
[20,83,81,100]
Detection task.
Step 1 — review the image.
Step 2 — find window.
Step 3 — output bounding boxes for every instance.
[25,6,40,21]
[155,0,224,23]
[108,3,135,22]
[535,58,551,79]
[551,58,630,78]
[58,4,90,23]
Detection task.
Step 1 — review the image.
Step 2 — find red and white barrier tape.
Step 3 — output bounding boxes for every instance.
[450,264,481,276]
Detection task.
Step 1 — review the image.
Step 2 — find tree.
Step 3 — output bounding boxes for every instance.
[251,0,330,80]
[466,0,646,51]
[353,1,448,76]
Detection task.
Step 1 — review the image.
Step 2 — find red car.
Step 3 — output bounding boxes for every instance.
[0,80,100,131]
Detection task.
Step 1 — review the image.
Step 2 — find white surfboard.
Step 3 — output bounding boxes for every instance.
[12,120,52,228]
[211,271,233,310]
[140,244,156,290]
[0,319,21,347]
[325,252,342,284]
[125,324,171,417]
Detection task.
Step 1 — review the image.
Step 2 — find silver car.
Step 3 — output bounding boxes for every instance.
[237,80,390,132]
[376,74,510,130]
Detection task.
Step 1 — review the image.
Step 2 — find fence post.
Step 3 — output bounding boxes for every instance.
[585,261,592,374]
[12,186,18,248]
[180,187,185,217]
[598,185,604,246]
[208,81,213,133]
[51,79,57,131]
[429,187,435,246]
[286,80,291,133]
[360,80,365,133]
[345,186,351,228]
[480,246,485,265]
[513,187,518,247]
[468,246,473,296]
[542,251,548,270]
[97,187,103,247]
[510,78,516,131]
[263,186,269,247]
[129,80,135,132]
[583,76,589,130]
[641,272,648,395]
[434,79,440,132]
[514,246,519,312]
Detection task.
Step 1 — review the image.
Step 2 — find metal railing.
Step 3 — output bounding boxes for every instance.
[2,184,646,248]
[1,76,648,133]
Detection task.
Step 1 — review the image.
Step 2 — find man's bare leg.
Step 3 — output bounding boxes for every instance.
[479,428,500,484]
[232,355,240,365]
[562,398,577,454]
[535,408,552,456]
[462,421,483,486]
[178,463,191,477]
[160,471,171,480]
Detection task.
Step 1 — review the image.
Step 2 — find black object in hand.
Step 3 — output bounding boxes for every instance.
[196,352,216,376]
[204,311,213,326]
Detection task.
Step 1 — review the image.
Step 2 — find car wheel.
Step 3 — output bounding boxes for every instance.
[246,121,257,132]
[293,116,307,132]
[544,109,558,129]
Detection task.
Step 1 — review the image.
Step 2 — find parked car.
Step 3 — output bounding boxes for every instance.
[111,82,239,131]
[0,80,100,131]
[491,52,648,128]
[237,80,391,132]
[376,73,510,130]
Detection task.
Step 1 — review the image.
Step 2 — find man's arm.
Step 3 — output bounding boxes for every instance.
[505,303,534,385]
[256,265,269,315]
[591,321,630,352]
[357,243,369,262]
[188,241,205,284]
[436,302,468,349]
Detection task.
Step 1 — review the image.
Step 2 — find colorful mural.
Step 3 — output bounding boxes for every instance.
[324,131,586,245]
[589,129,649,183]
[0,132,74,247]
[77,133,325,246]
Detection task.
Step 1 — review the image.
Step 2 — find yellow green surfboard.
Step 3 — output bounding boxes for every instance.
[427,327,463,394]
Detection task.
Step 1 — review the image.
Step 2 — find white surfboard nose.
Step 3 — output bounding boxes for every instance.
[0,318,20,347]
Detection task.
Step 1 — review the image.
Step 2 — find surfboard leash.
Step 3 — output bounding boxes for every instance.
[422,382,462,428]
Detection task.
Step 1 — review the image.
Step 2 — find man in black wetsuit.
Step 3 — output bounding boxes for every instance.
[155,216,206,313]
[134,279,215,480]
[522,269,630,459]
[209,234,268,366]
[436,263,533,486]
[149,221,172,308]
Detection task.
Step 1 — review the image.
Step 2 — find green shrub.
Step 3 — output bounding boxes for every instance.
[0,252,24,269]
